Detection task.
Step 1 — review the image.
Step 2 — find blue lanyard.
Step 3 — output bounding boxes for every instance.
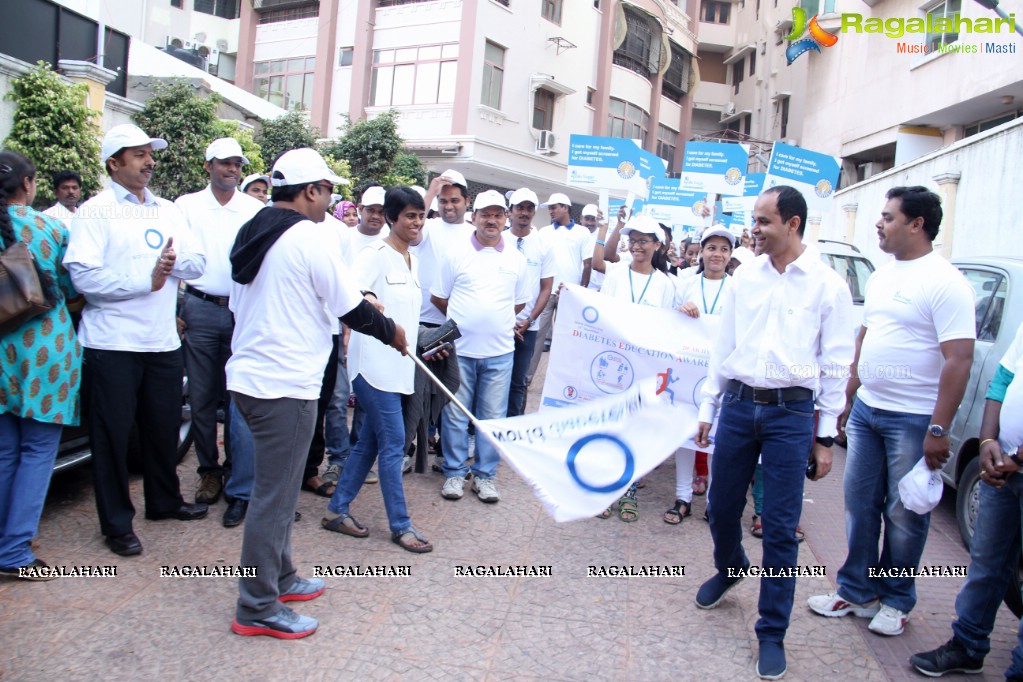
[629,268,654,304]
[700,275,726,315]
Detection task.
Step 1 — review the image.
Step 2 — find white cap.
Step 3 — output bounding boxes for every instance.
[581,203,599,218]
[101,124,167,162]
[700,225,737,246]
[270,148,344,187]
[360,186,386,207]
[241,173,269,191]
[730,245,756,264]
[205,137,250,164]
[898,458,944,514]
[439,169,467,189]
[411,185,427,198]
[619,213,661,239]
[473,190,507,211]
[540,192,571,207]
[508,188,539,207]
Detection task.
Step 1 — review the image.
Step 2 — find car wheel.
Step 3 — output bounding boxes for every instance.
[956,456,982,548]
[1005,538,1023,619]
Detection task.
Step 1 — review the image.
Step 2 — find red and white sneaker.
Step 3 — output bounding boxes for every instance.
[807,592,881,618]
[868,604,909,636]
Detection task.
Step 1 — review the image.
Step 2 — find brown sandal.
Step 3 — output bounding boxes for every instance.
[321,513,369,538]
[303,476,336,498]
[392,527,433,553]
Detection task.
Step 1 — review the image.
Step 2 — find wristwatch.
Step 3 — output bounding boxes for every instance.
[815,436,834,448]
[1008,446,1023,468]
[928,424,949,438]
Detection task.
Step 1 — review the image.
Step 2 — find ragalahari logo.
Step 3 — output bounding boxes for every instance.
[784,6,840,64]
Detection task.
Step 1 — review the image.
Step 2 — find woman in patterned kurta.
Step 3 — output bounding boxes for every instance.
[0,151,82,578]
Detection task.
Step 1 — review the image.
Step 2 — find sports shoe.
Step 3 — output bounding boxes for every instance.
[279,576,325,603]
[695,568,746,609]
[365,469,379,484]
[322,463,341,484]
[473,477,500,503]
[231,606,318,639]
[869,604,909,636]
[910,637,984,677]
[441,476,465,500]
[402,455,413,474]
[807,592,880,618]
[195,473,223,505]
[757,640,787,680]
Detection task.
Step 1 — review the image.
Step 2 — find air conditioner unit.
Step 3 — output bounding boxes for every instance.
[216,39,229,51]
[183,39,196,50]
[536,130,556,153]
[209,48,220,65]
[720,103,736,121]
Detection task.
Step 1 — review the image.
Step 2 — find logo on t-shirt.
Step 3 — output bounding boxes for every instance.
[144,228,165,250]
[893,290,913,305]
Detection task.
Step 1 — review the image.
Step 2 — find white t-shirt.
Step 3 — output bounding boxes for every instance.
[348,241,421,395]
[347,226,389,266]
[413,217,474,324]
[174,186,263,297]
[600,266,677,309]
[676,274,730,317]
[857,250,976,414]
[996,322,1023,453]
[431,232,530,358]
[63,184,205,352]
[586,230,605,290]
[510,228,557,331]
[43,203,75,228]
[539,221,591,289]
[227,220,364,400]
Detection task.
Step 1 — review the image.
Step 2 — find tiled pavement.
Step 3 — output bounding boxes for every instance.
[1,351,1019,681]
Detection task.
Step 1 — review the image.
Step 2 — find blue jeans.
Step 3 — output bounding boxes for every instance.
[328,375,410,534]
[836,398,931,613]
[707,389,815,642]
[224,399,255,501]
[441,352,514,480]
[324,356,351,466]
[0,413,62,567]
[508,329,537,417]
[950,475,1023,676]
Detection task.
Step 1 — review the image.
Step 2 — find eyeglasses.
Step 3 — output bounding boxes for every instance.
[628,238,655,246]
[314,182,334,193]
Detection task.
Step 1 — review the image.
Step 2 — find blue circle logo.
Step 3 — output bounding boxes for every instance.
[582,306,599,324]
[566,434,635,493]
[144,228,164,249]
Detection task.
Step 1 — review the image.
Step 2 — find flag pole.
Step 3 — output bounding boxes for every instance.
[407,348,482,428]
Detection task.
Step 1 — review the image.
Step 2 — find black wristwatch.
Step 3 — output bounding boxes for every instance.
[1009,446,1023,468]
[815,436,834,448]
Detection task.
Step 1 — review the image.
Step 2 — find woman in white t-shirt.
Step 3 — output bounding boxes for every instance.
[322,187,433,553]
[592,213,678,521]
[665,225,734,525]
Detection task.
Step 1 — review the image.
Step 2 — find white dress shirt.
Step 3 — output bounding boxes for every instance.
[698,245,854,437]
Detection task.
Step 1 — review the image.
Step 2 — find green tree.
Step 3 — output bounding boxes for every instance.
[386,152,428,188]
[4,62,103,208]
[330,109,404,182]
[256,111,319,168]
[133,80,221,199]
[321,153,354,201]
[213,119,266,176]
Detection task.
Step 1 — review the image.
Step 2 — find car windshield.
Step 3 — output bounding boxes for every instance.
[820,253,874,304]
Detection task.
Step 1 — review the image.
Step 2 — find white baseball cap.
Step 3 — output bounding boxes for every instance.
[508,188,539,207]
[361,186,386,207]
[270,148,344,187]
[473,190,507,211]
[411,185,427,198]
[581,204,599,218]
[700,225,737,246]
[241,173,269,191]
[101,124,167,162]
[205,137,250,165]
[439,169,468,189]
[540,192,571,207]
[619,213,662,239]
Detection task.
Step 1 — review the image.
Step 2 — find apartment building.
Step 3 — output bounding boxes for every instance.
[235,0,700,200]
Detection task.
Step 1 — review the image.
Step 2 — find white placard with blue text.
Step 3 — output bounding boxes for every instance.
[721,173,765,213]
[644,178,706,227]
[567,135,666,199]
[679,142,750,196]
[763,143,841,213]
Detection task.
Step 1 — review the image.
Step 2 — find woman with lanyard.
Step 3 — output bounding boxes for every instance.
[592,212,676,521]
[321,186,433,553]
[664,225,734,525]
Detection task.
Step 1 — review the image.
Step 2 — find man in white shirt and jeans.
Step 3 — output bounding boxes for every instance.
[175,138,263,510]
[431,190,530,503]
[227,148,406,639]
[64,124,208,557]
[693,185,854,680]
[808,186,975,638]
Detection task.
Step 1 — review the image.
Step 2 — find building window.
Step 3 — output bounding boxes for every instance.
[481,41,505,110]
[586,87,596,105]
[799,0,836,14]
[371,43,459,107]
[780,96,790,138]
[257,3,319,24]
[656,125,678,173]
[193,0,240,18]
[377,0,436,5]
[725,114,750,135]
[749,50,756,76]
[542,0,563,23]
[338,47,353,67]
[731,58,744,94]
[171,0,183,8]
[662,43,692,104]
[533,89,555,130]
[613,6,662,76]
[701,0,730,24]
[964,111,1020,138]
[925,0,961,51]
[253,57,316,111]
[607,98,649,145]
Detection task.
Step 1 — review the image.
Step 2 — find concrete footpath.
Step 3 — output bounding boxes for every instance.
[2,352,1019,681]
